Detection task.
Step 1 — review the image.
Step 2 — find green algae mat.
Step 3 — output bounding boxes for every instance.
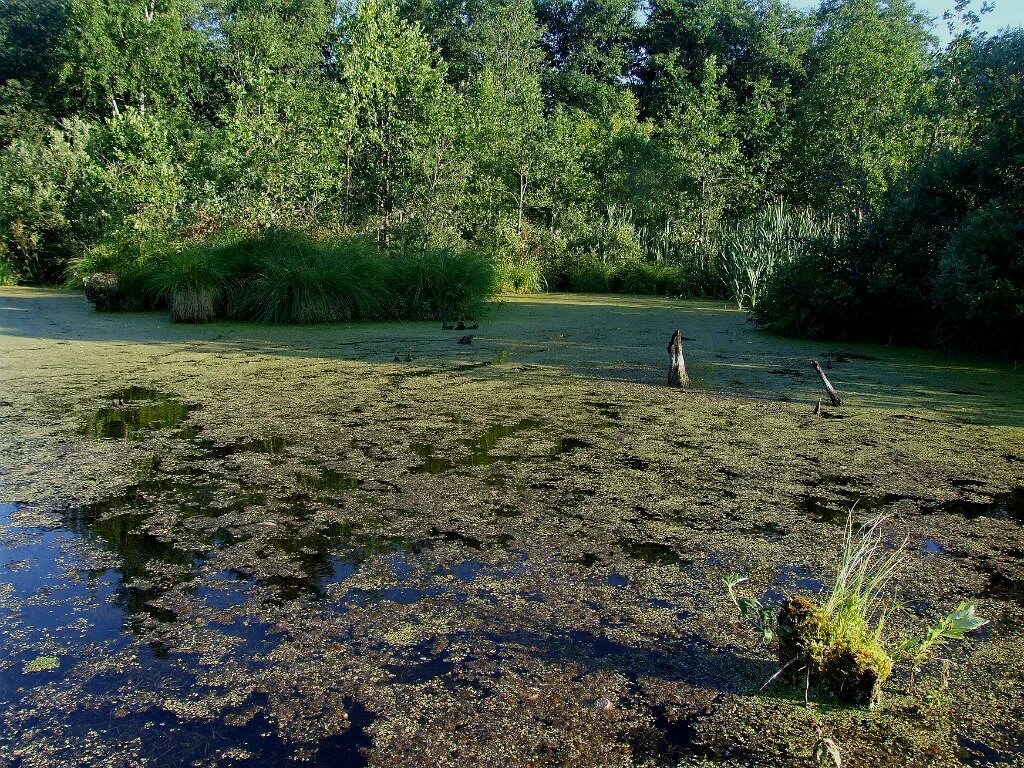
[1,287,1022,767]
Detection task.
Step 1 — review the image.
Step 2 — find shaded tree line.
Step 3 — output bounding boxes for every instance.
[0,0,1019,352]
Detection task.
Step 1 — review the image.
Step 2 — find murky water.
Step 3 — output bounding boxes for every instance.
[3,290,1024,766]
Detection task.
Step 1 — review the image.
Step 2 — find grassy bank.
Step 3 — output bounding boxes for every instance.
[74,230,494,324]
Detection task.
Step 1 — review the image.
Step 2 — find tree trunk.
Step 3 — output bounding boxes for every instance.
[667,330,689,387]
[813,361,841,406]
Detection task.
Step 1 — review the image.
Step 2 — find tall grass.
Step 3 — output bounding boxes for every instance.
[715,200,837,310]
[0,256,17,285]
[226,233,392,323]
[147,243,232,322]
[79,229,494,324]
[814,513,909,672]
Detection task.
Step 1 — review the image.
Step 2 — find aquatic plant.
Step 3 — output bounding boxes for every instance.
[81,229,494,324]
[726,510,987,708]
[715,201,838,310]
[897,601,988,691]
[72,236,166,310]
[22,655,60,674]
[228,233,379,323]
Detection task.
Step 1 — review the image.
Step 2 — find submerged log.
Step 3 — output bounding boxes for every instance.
[667,330,689,387]
[812,361,842,406]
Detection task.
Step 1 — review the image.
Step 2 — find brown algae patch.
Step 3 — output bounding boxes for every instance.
[0,287,1023,766]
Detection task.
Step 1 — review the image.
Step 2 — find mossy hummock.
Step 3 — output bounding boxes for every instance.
[777,595,893,708]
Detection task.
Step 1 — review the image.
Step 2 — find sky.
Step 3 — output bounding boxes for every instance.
[795,0,1023,38]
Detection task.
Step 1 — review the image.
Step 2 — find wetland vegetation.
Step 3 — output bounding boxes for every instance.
[1,0,1023,764]
[2,289,1023,766]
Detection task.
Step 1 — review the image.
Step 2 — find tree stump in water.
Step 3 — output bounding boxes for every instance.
[667,330,689,387]
[84,272,121,311]
[812,361,842,406]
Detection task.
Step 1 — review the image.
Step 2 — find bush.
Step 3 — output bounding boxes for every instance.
[0,256,16,285]
[493,255,545,293]
[204,232,379,323]
[934,200,1024,356]
[71,236,168,310]
[0,119,93,284]
[393,245,494,321]
[147,243,233,322]
[752,237,858,339]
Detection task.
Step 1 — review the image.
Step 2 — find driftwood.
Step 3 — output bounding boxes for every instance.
[812,360,841,406]
[667,330,689,387]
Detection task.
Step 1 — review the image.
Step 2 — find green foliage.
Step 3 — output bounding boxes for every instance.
[0,118,93,283]
[715,200,837,310]
[86,229,493,324]
[789,0,933,214]
[934,200,1024,356]
[343,0,460,243]
[818,512,906,656]
[724,574,776,643]
[493,255,546,294]
[146,242,232,322]
[394,245,495,320]
[0,256,16,285]
[0,0,1020,346]
[897,602,988,681]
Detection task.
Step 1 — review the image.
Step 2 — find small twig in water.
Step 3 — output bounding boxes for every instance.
[760,656,800,692]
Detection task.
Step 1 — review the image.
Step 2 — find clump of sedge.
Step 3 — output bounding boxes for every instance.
[726,511,987,708]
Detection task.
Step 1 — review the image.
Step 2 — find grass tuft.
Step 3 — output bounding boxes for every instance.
[86,229,495,324]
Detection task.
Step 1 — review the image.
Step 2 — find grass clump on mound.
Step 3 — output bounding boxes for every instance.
[726,512,987,709]
[80,230,494,324]
[226,233,393,324]
[147,243,232,322]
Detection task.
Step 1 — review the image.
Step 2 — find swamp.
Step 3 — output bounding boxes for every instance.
[1,287,1023,767]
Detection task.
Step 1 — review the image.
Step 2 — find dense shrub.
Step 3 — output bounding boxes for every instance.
[934,200,1024,356]
[0,119,92,283]
[752,237,858,339]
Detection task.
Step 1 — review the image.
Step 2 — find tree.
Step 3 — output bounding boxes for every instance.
[535,0,640,112]
[464,0,549,237]
[57,0,207,119]
[789,0,933,214]
[342,0,461,244]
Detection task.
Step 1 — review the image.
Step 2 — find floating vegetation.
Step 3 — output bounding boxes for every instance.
[410,419,543,473]
[4,290,1024,766]
[81,387,194,439]
[21,655,60,674]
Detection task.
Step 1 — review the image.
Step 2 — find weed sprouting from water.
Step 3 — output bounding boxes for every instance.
[897,602,988,692]
[726,510,987,708]
[816,512,908,664]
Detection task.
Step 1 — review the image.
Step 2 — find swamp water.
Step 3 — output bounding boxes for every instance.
[1,289,1023,767]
